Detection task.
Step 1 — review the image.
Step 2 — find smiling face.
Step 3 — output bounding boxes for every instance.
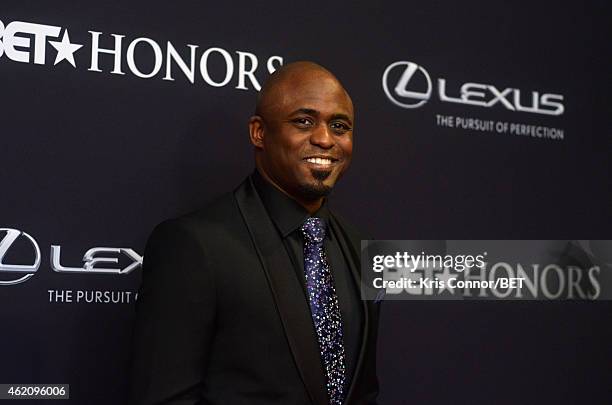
[249,63,354,208]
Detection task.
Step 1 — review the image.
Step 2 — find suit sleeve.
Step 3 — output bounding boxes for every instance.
[362,240,382,404]
[367,297,382,405]
[128,219,216,405]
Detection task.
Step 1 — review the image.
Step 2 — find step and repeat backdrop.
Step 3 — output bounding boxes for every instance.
[1,1,610,404]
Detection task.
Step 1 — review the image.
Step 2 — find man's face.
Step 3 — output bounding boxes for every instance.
[255,72,354,201]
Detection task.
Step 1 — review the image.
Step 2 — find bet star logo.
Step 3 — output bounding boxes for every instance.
[0,20,82,67]
[0,17,283,90]
[49,30,83,67]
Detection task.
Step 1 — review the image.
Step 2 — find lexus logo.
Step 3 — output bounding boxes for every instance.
[0,226,143,286]
[0,228,41,286]
[382,59,565,115]
[382,61,432,108]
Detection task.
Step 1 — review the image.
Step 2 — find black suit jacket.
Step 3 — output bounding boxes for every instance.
[129,175,380,405]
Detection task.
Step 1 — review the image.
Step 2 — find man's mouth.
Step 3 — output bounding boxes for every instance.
[303,156,339,167]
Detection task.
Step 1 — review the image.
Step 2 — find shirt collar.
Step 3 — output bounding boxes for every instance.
[251,169,331,238]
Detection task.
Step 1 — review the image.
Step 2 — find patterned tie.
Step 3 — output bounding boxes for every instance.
[301,217,347,405]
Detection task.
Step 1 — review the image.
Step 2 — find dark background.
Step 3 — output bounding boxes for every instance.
[1,1,610,404]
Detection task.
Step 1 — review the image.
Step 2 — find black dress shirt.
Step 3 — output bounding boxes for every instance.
[251,169,363,388]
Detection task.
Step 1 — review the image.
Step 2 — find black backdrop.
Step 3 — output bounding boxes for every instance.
[1,1,611,404]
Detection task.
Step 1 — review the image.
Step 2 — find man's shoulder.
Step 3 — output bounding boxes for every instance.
[182,191,239,225]
[329,209,372,244]
[152,186,246,243]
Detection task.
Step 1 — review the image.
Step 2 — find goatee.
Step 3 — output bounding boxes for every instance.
[298,169,332,200]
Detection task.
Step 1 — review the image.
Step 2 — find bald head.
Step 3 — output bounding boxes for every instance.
[255,61,353,118]
[248,61,355,213]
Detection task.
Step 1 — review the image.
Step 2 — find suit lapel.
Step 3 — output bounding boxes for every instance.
[234,177,328,405]
[329,213,370,404]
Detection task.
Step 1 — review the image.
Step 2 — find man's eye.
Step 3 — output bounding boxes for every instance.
[330,122,351,133]
[293,118,313,127]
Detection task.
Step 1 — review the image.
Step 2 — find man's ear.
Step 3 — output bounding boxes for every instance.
[248,115,265,149]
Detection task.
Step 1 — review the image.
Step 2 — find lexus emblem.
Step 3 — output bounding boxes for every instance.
[0,228,41,286]
[382,61,432,108]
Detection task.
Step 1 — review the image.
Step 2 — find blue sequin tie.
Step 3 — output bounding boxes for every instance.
[301,217,347,405]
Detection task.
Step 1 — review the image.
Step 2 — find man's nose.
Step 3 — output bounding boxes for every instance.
[310,124,334,149]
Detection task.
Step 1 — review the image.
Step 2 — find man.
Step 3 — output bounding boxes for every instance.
[129,61,380,405]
